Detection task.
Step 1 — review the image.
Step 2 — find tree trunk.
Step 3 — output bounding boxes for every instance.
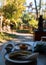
[34,0,38,19]
[39,0,41,15]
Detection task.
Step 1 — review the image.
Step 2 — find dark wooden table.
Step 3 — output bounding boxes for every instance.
[34,30,46,41]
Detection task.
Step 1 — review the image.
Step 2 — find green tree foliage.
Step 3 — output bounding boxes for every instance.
[22,13,38,29]
[3,3,16,19]
[3,0,26,21]
[22,13,31,24]
[29,18,38,29]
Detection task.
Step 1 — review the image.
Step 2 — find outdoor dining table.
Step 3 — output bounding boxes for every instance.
[1,41,39,65]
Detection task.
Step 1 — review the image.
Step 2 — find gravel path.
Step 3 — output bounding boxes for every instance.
[12,33,34,42]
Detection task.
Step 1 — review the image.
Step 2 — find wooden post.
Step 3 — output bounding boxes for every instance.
[0,15,3,33]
